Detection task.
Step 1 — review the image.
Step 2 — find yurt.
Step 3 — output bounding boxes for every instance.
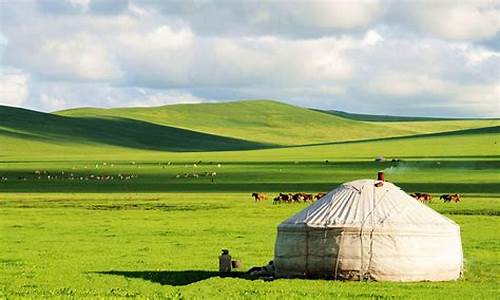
[274,174,463,282]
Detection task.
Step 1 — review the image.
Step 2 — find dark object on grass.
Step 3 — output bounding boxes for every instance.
[219,249,231,274]
[247,261,275,279]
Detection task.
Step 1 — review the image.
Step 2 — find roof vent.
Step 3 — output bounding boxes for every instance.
[375,171,385,187]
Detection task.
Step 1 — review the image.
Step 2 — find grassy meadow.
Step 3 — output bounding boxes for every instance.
[0,100,499,298]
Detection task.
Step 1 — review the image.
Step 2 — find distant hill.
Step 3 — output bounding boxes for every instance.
[56,100,499,146]
[317,109,499,122]
[0,105,269,155]
[1,100,498,156]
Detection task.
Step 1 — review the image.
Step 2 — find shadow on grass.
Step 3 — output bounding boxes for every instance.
[96,270,248,286]
[295,125,500,148]
[0,105,271,152]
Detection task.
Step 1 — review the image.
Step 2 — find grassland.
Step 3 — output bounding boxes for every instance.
[0,100,499,299]
[56,100,499,146]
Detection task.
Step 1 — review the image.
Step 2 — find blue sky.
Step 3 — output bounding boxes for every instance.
[0,0,499,117]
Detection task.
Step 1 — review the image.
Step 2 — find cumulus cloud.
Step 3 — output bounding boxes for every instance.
[37,33,121,81]
[409,1,500,42]
[0,0,499,117]
[0,70,29,107]
[127,89,204,107]
[145,0,383,38]
[368,71,499,114]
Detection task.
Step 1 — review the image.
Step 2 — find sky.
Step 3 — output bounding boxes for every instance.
[0,0,499,117]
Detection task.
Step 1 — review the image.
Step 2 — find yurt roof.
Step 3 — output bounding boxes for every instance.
[279,179,458,231]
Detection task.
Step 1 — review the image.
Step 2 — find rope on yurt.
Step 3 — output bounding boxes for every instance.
[359,183,389,280]
[305,225,309,278]
[304,205,311,279]
[323,224,327,279]
[334,229,344,280]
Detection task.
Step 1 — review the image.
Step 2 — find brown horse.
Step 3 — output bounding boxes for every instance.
[252,193,268,202]
[450,193,461,203]
[302,193,314,202]
[441,194,460,203]
[410,192,432,203]
[272,193,291,204]
[291,193,303,203]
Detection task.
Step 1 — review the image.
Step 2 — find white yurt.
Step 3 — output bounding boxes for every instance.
[274,175,463,282]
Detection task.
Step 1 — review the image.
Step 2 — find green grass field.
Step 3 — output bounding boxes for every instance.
[0,100,499,299]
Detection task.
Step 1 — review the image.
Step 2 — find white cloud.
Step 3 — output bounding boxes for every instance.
[368,72,445,96]
[0,70,29,107]
[139,0,383,38]
[37,34,120,81]
[40,93,69,111]
[368,71,500,116]
[127,90,204,107]
[362,29,384,46]
[68,0,90,12]
[0,0,499,117]
[285,0,383,30]
[410,2,500,41]
[452,43,500,65]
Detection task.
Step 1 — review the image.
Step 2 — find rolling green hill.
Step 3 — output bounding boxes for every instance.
[0,105,269,155]
[1,100,498,158]
[58,100,499,146]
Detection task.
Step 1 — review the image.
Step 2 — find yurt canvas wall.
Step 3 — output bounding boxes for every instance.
[274,179,463,282]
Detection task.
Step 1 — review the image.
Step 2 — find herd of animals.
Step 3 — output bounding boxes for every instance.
[252,192,461,204]
[410,192,461,203]
[0,170,138,181]
[252,192,327,204]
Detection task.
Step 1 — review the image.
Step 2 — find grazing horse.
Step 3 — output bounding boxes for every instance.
[314,192,326,200]
[441,194,460,203]
[440,194,452,202]
[302,193,314,202]
[420,193,432,203]
[279,193,292,203]
[450,193,461,203]
[410,192,432,203]
[252,193,267,202]
[292,193,303,203]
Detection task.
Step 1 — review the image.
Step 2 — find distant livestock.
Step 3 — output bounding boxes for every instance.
[252,193,268,202]
[1,171,138,182]
[271,192,319,204]
[314,192,326,200]
[410,192,433,203]
[440,194,461,203]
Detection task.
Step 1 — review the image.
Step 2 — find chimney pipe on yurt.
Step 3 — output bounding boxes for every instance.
[377,171,385,181]
[273,177,463,282]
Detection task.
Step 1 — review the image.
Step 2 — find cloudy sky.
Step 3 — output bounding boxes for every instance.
[0,0,499,117]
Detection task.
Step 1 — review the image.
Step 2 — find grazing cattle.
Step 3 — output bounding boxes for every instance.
[410,192,432,203]
[273,196,281,204]
[441,194,461,203]
[314,192,326,200]
[252,193,268,202]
